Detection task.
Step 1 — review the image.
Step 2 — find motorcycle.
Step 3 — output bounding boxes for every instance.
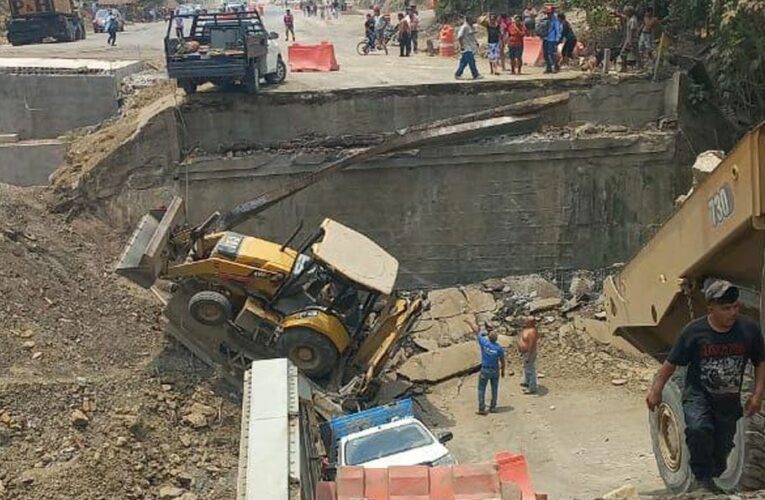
[356,26,397,55]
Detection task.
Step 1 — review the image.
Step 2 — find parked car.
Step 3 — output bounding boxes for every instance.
[92,8,124,33]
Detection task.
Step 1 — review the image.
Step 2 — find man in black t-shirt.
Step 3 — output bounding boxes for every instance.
[646,279,765,491]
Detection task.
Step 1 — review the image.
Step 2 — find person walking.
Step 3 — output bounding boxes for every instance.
[409,6,420,53]
[397,12,411,57]
[174,13,184,39]
[498,13,510,72]
[455,16,481,80]
[519,316,539,394]
[507,14,527,74]
[106,10,118,46]
[537,5,561,73]
[646,279,765,492]
[558,13,577,66]
[467,319,506,415]
[284,9,296,41]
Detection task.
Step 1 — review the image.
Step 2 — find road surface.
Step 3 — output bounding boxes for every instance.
[0,8,583,91]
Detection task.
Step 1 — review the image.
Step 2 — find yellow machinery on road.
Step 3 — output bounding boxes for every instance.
[116,196,421,398]
[603,122,765,493]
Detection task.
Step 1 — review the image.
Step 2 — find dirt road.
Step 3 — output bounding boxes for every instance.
[427,371,665,498]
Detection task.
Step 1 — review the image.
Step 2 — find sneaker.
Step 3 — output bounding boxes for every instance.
[489,407,497,413]
[473,74,484,80]
[476,409,488,416]
[523,388,537,395]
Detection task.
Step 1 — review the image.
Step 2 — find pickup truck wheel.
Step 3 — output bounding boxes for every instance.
[179,80,197,95]
[265,58,287,84]
[280,327,338,379]
[244,63,260,94]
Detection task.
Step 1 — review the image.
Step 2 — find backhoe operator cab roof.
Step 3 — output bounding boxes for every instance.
[311,219,399,296]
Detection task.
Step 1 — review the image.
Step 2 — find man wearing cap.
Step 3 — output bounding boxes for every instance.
[646,279,765,491]
[467,318,506,415]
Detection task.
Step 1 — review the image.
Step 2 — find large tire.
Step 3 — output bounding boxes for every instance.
[649,369,694,494]
[265,57,287,84]
[280,327,339,379]
[188,291,232,326]
[649,367,765,493]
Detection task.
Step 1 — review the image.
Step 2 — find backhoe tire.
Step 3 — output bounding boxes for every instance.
[280,327,338,379]
[649,367,765,493]
[188,291,232,326]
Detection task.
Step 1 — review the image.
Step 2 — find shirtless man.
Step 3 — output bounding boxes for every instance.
[518,316,538,394]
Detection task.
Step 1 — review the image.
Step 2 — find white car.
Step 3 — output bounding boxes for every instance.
[337,416,457,468]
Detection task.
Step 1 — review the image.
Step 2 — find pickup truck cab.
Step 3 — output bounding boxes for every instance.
[327,399,456,468]
[166,11,286,95]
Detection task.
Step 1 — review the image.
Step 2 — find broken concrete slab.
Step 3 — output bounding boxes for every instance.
[569,270,596,299]
[373,374,414,405]
[426,287,496,320]
[502,274,561,300]
[411,313,476,350]
[397,341,480,383]
[573,316,642,357]
[528,298,562,314]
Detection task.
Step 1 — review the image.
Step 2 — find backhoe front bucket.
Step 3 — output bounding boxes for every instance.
[115,197,186,289]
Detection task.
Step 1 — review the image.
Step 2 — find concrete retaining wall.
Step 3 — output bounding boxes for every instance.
[0,140,67,186]
[0,74,120,140]
[180,131,684,288]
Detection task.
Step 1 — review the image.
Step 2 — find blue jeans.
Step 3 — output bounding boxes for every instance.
[478,368,499,411]
[456,51,479,79]
[542,39,558,71]
[522,352,537,391]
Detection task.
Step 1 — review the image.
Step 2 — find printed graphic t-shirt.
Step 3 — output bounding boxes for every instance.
[667,316,765,402]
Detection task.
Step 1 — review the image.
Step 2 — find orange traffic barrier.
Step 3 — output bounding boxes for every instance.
[495,451,535,500]
[439,25,455,57]
[288,41,340,72]
[522,36,543,66]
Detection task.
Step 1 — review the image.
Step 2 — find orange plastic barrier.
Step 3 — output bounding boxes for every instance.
[288,42,340,72]
[439,25,455,57]
[522,36,543,66]
[495,451,535,500]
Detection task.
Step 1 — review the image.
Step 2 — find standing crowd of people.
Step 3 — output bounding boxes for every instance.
[362,5,420,56]
[453,5,576,80]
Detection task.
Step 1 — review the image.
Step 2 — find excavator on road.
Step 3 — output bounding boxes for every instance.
[604,121,765,493]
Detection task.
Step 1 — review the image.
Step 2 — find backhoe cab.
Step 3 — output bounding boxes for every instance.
[117,196,416,384]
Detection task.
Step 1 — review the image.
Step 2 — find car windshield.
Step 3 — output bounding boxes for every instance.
[95,9,109,18]
[344,422,434,465]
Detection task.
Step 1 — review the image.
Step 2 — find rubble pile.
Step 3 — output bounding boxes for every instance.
[392,271,656,392]
[0,184,240,500]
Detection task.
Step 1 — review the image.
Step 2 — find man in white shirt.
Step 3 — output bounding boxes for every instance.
[455,16,481,80]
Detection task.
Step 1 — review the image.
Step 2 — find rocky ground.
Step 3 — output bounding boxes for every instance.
[0,184,241,500]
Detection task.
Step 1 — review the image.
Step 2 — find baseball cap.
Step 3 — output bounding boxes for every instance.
[703,278,739,303]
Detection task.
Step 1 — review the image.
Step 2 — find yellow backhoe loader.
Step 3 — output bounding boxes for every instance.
[116,195,421,395]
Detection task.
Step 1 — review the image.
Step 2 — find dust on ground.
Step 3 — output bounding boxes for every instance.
[0,183,241,500]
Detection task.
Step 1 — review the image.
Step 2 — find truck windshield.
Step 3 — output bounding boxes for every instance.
[344,422,434,465]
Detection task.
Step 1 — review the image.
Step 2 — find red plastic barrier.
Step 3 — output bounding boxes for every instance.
[495,451,535,500]
[521,36,543,66]
[288,42,340,72]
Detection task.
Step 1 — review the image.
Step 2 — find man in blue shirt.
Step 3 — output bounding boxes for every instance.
[468,319,506,415]
[540,5,561,73]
